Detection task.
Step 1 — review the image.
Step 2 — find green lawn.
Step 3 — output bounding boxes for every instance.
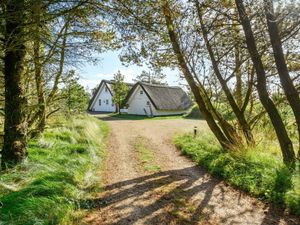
[109,113,184,120]
[174,132,300,215]
[0,115,109,225]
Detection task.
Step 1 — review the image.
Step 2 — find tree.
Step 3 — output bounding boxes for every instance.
[162,0,238,149]
[134,69,167,85]
[1,0,117,168]
[1,0,28,168]
[235,0,296,166]
[194,0,254,145]
[103,0,300,165]
[61,70,90,114]
[264,0,300,160]
[112,71,129,114]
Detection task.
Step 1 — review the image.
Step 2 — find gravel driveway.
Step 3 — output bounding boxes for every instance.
[84,116,298,225]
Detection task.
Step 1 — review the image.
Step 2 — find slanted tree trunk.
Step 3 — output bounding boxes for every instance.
[46,20,69,106]
[233,13,243,110]
[195,1,254,145]
[264,0,300,161]
[188,63,241,145]
[163,0,235,149]
[235,0,295,166]
[33,1,46,136]
[2,0,28,168]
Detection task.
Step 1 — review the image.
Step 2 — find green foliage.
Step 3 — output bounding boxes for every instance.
[0,115,109,224]
[134,69,167,85]
[174,133,300,215]
[111,71,129,112]
[61,70,90,114]
[184,104,203,119]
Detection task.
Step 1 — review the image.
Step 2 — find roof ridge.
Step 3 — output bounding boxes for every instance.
[138,81,180,89]
[103,79,134,86]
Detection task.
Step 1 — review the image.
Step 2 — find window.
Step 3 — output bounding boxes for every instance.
[140,90,143,94]
[106,99,109,105]
[99,99,101,106]
[105,87,108,92]
[146,101,150,106]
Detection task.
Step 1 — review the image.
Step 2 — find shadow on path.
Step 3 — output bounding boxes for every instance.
[82,166,298,225]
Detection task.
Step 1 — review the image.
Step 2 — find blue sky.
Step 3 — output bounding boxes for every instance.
[78,50,184,91]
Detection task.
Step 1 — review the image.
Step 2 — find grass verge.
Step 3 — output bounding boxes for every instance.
[0,115,109,225]
[132,136,160,172]
[174,133,300,215]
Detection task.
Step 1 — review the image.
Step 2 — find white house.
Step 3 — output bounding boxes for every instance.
[88,80,192,115]
[125,82,192,116]
[88,80,116,112]
[88,80,134,112]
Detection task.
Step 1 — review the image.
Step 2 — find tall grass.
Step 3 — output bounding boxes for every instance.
[174,132,300,215]
[0,115,109,225]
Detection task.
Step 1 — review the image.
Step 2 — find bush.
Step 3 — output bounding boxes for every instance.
[0,115,109,225]
[184,104,203,119]
[174,133,300,215]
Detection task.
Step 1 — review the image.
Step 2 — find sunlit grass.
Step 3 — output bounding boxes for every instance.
[174,132,300,215]
[0,114,109,225]
[132,136,161,172]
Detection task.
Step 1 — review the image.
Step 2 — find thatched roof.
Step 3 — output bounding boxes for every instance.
[88,79,133,110]
[126,82,192,111]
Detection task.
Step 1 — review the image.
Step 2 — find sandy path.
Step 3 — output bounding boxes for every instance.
[84,117,299,225]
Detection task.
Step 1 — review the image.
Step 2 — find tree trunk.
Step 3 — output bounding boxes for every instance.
[235,0,295,166]
[33,1,46,135]
[163,0,234,149]
[264,0,300,161]
[46,20,69,105]
[234,41,243,109]
[189,64,241,145]
[2,0,28,168]
[195,1,254,145]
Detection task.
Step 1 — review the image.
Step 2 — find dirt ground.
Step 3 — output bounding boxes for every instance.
[84,116,299,225]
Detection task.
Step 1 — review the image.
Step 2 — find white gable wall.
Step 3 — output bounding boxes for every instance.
[127,85,186,116]
[127,86,153,115]
[90,83,116,112]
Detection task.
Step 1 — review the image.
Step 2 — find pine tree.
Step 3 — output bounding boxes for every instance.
[112,71,129,114]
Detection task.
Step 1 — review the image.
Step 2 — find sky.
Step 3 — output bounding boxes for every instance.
[77,50,185,92]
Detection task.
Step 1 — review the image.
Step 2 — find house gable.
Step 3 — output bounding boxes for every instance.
[88,81,115,112]
[127,85,154,116]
